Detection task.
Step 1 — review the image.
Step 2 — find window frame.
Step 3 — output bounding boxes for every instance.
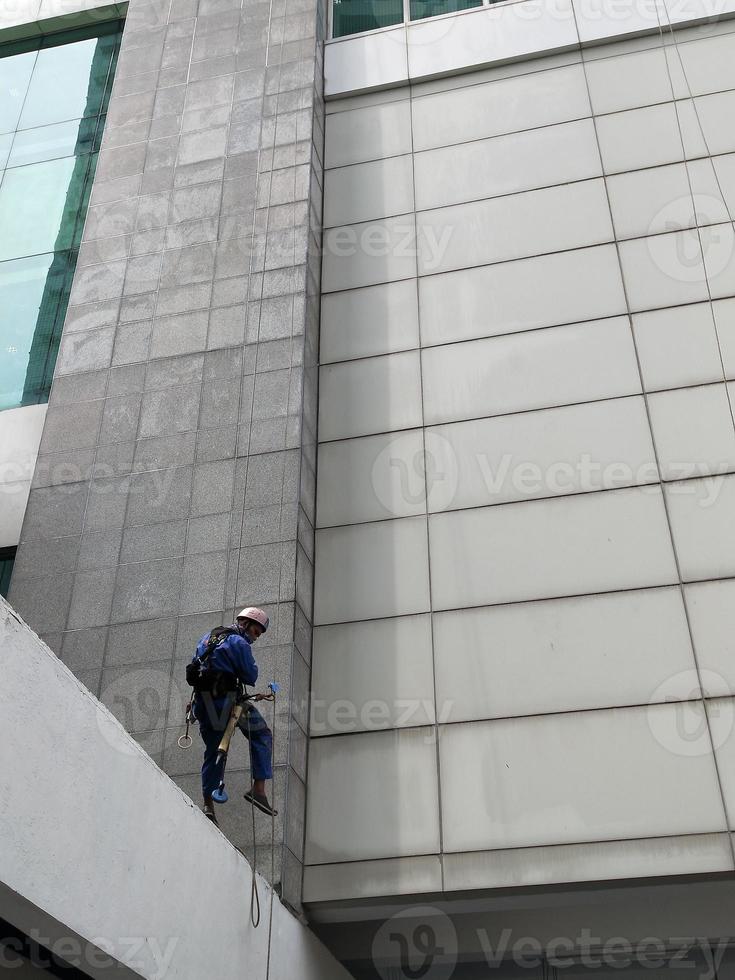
[327,0,503,40]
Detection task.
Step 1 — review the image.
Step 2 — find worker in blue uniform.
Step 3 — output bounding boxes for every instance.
[192,606,276,824]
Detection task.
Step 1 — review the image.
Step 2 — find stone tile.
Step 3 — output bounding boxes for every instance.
[149,307,210,359]
[95,442,137,479]
[121,292,158,322]
[155,283,212,319]
[99,394,142,445]
[111,321,153,366]
[159,243,216,288]
[61,627,108,671]
[207,305,247,348]
[195,425,238,463]
[198,377,241,428]
[185,73,235,112]
[99,661,173,732]
[48,371,107,406]
[111,558,184,623]
[67,567,118,629]
[9,572,74,633]
[11,535,80,579]
[108,363,147,397]
[107,617,177,666]
[83,476,131,531]
[77,529,124,570]
[186,512,231,554]
[32,449,97,489]
[133,432,197,472]
[145,353,205,390]
[126,467,193,524]
[21,483,88,540]
[179,552,228,612]
[171,181,222,222]
[139,383,202,438]
[190,458,235,516]
[56,328,116,375]
[123,253,163,296]
[121,520,188,562]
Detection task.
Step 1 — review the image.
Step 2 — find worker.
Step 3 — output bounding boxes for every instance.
[191,606,277,824]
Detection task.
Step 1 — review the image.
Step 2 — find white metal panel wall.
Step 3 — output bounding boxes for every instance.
[307,19,735,898]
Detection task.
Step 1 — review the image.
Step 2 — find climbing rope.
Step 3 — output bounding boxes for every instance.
[243,683,279,929]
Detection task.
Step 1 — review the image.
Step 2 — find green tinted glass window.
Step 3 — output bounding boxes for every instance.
[0,23,120,413]
[8,116,99,168]
[19,33,116,129]
[409,0,482,17]
[0,153,97,260]
[0,251,79,408]
[0,548,16,598]
[0,50,36,134]
[332,0,404,37]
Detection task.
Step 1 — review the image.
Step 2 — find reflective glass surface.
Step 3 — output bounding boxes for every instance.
[0,23,122,412]
[0,547,16,598]
[409,0,483,18]
[332,0,404,37]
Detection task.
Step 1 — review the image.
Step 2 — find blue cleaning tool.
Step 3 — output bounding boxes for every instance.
[212,782,229,804]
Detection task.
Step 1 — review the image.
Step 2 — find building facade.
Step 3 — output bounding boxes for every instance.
[4,0,735,972]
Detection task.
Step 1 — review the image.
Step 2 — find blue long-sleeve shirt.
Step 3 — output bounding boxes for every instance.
[194,629,259,688]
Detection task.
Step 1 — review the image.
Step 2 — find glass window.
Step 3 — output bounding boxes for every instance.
[0,22,121,413]
[0,49,37,135]
[409,0,483,18]
[0,153,97,260]
[19,31,118,130]
[0,251,78,408]
[332,0,404,37]
[7,116,99,169]
[0,547,16,598]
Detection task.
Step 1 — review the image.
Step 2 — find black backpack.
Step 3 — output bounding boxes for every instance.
[186,627,239,694]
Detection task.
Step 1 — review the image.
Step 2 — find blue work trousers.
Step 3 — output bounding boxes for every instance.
[194,695,273,797]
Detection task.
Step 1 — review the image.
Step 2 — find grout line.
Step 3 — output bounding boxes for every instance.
[406,68,445,890]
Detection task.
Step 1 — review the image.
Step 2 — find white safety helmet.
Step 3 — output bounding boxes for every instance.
[236,606,269,632]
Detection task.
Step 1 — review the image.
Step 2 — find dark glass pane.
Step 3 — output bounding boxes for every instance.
[409,0,482,19]
[332,0,404,37]
[6,115,97,168]
[0,50,36,134]
[0,548,16,599]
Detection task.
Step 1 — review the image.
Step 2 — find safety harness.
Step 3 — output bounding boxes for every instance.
[185,626,240,697]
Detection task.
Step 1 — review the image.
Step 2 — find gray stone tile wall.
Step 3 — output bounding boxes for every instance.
[9,0,326,914]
